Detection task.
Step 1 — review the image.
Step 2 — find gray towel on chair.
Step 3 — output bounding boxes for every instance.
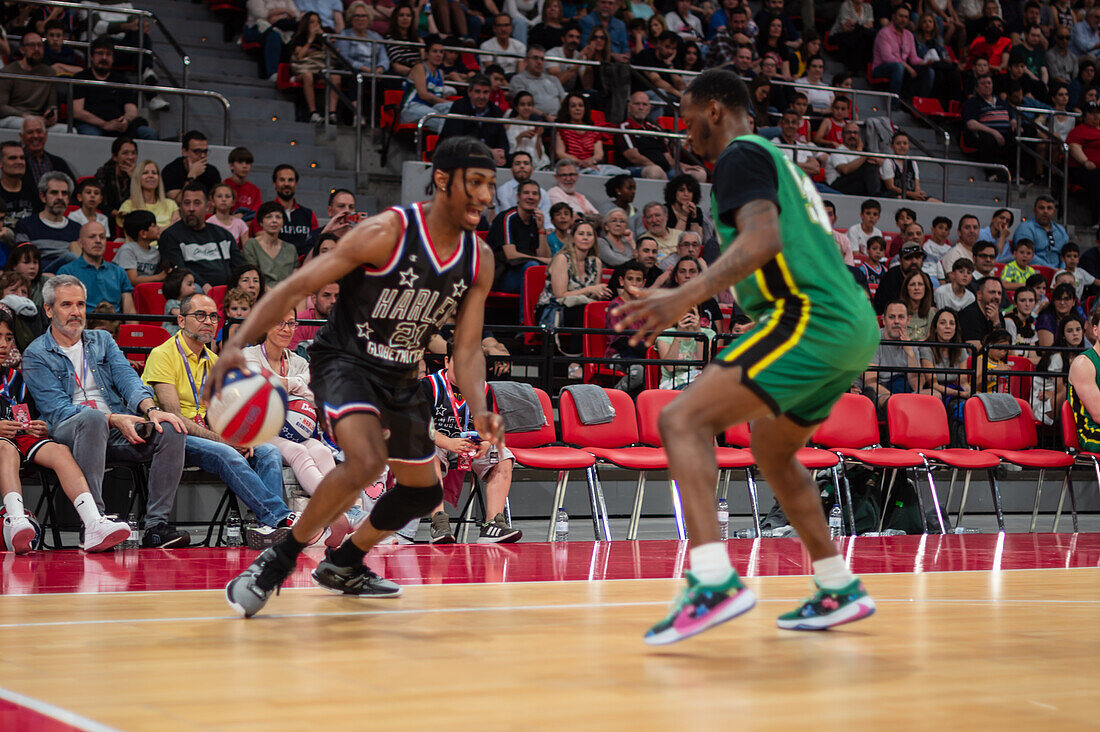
[976,392,1021,421]
[489,381,546,432]
[561,384,616,425]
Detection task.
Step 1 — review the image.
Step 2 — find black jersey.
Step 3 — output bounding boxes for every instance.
[311,202,481,379]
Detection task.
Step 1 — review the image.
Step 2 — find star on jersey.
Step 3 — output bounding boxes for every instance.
[398,267,419,287]
[356,322,374,340]
[451,280,468,299]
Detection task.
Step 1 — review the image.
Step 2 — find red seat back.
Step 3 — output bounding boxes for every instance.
[560,386,638,448]
[812,393,879,449]
[1006,355,1034,401]
[886,393,950,449]
[104,240,124,263]
[1061,400,1081,451]
[502,387,558,449]
[723,421,751,447]
[644,345,661,390]
[1034,265,1056,287]
[963,396,1037,450]
[521,264,547,345]
[635,388,679,446]
[132,282,166,316]
[117,324,171,369]
[582,301,611,382]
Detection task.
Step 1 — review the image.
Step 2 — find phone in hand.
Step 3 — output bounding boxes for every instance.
[459,430,482,443]
[345,212,370,225]
[135,421,156,440]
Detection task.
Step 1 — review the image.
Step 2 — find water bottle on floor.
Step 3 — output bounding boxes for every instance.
[226,509,243,547]
[123,512,139,549]
[717,498,729,540]
[554,508,569,542]
[954,527,982,534]
[828,505,843,539]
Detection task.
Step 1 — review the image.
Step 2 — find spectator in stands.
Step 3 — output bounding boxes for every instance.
[223,147,263,220]
[0,142,37,234]
[20,116,73,193]
[13,170,79,272]
[143,292,299,543]
[5,244,44,309]
[872,5,933,98]
[935,257,977,310]
[118,159,180,232]
[598,207,635,266]
[547,158,599,216]
[95,137,137,222]
[603,259,646,389]
[580,0,629,58]
[604,173,637,219]
[665,0,703,42]
[232,264,265,303]
[509,46,566,119]
[554,93,624,174]
[530,0,566,50]
[826,122,882,196]
[637,200,680,258]
[940,213,982,274]
[969,239,999,284]
[874,242,926,313]
[977,206,1013,262]
[163,131,223,204]
[813,96,852,150]
[401,36,453,134]
[860,300,920,407]
[1032,313,1084,424]
[655,229,703,272]
[488,180,549,292]
[902,269,936,340]
[831,0,879,73]
[57,222,134,313]
[1067,101,1100,228]
[42,20,83,77]
[778,108,829,182]
[208,184,249,247]
[505,93,551,170]
[0,32,61,131]
[918,308,970,404]
[537,218,607,366]
[22,274,189,547]
[69,179,111,234]
[335,2,389,90]
[845,198,883,256]
[880,130,937,201]
[1048,25,1077,85]
[290,281,337,351]
[963,73,1018,177]
[546,201,574,253]
[385,3,422,78]
[1038,282,1085,346]
[578,0,631,120]
[1005,285,1040,352]
[618,92,707,182]
[707,0,748,42]
[656,297,712,389]
[1071,6,1100,58]
[159,183,244,292]
[664,173,706,241]
[706,14,748,68]
[71,37,156,140]
[1001,237,1038,292]
[677,40,705,73]
[546,24,585,92]
[262,164,318,255]
[243,201,297,287]
[634,234,661,286]
[118,211,164,286]
[494,151,550,221]
[797,57,832,113]
[287,12,343,125]
[1056,241,1096,298]
[440,74,510,167]
[923,215,952,275]
[481,14,527,74]
[217,287,253,349]
[958,275,1004,346]
[243,0,301,81]
[822,200,855,265]
[304,189,356,252]
[633,30,687,104]
[297,0,344,32]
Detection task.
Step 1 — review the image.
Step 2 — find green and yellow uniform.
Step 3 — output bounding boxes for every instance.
[710,134,879,424]
[1067,349,1100,452]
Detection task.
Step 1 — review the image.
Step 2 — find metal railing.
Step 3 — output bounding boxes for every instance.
[1015,106,1080,218]
[0,72,231,143]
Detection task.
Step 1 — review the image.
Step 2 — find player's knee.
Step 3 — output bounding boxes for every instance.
[658,403,691,440]
[343,450,386,488]
[369,482,443,530]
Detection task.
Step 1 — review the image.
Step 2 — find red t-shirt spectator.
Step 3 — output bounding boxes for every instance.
[223,177,262,214]
[967,35,1012,70]
[1066,121,1100,167]
[558,129,601,162]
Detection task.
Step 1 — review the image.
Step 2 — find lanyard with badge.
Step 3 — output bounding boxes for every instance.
[72,340,98,411]
[442,369,496,467]
[176,337,210,427]
[260,343,288,378]
[1,368,28,428]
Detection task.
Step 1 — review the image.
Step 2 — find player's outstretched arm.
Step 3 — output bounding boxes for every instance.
[614,199,782,347]
[451,240,504,448]
[202,210,403,402]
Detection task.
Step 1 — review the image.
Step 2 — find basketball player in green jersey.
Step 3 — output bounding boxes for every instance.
[614,69,880,644]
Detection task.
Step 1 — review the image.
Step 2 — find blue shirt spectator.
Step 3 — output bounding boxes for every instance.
[579,0,629,55]
[56,221,134,312]
[295,0,343,31]
[336,29,389,74]
[1008,207,1069,269]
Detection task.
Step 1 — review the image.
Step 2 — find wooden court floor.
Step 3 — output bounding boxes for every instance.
[0,567,1096,730]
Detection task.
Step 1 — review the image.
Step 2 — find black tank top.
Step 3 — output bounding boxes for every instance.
[311,202,480,380]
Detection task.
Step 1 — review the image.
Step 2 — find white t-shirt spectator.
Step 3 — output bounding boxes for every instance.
[67,208,111,232]
[825,146,861,185]
[1055,267,1096,299]
[799,77,834,112]
[923,239,952,280]
[665,10,703,40]
[60,341,110,413]
[845,223,883,256]
[113,240,161,277]
[934,283,975,311]
[479,38,526,74]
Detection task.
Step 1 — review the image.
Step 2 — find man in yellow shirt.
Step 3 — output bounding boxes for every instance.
[142,292,294,548]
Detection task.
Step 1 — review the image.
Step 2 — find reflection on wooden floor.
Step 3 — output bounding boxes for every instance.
[0,568,1096,729]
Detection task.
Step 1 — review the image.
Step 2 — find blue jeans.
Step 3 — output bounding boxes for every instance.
[75,121,158,140]
[497,259,541,294]
[401,100,452,133]
[872,62,933,98]
[184,437,289,526]
[243,24,284,78]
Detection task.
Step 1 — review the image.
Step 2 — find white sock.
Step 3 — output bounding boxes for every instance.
[813,555,856,591]
[3,492,25,520]
[689,542,734,585]
[73,493,102,527]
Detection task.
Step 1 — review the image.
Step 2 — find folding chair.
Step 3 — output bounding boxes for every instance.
[1057,401,1093,532]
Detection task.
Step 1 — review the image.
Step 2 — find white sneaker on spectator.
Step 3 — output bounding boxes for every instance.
[309,112,324,124]
[82,515,130,553]
[148,96,170,112]
[142,67,158,84]
[3,515,36,555]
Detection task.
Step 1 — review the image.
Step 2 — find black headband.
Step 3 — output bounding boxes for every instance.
[433,153,496,172]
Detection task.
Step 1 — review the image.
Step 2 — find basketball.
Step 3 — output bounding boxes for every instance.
[279,398,318,443]
[0,507,41,552]
[207,369,289,448]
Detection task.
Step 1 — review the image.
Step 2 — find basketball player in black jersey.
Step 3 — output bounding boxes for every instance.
[208,137,504,618]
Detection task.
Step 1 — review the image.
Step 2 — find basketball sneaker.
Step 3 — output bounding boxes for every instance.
[225,547,296,618]
[478,513,522,543]
[429,511,456,544]
[140,522,191,549]
[776,579,876,631]
[3,514,37,555]
[311,551,402,597]
[644,571,757,645]
[81,515,131,553]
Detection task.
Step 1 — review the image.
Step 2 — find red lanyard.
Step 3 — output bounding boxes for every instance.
[441,369,468,431]
[260,344,287,377]
[72,341,90,399]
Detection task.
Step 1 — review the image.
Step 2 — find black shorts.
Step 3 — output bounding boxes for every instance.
[0,434,53,463]
[310,350,435,464]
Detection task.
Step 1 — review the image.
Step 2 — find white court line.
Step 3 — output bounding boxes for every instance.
[0,685,119,732]
[0,596,1098,631]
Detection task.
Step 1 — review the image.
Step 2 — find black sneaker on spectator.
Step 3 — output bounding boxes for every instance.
[141,522,190,548]
[312,550,402,597]
[429,511,455,544]
[478,513,521,544]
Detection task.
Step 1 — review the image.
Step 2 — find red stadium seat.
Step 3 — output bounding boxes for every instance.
[118,323,171,371]
[132,282,166,316]
[104,240,124,263]
[520,264,546,346]
[581,301,625,385]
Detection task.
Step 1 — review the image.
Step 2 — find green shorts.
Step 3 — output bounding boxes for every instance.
[716,306,878,426]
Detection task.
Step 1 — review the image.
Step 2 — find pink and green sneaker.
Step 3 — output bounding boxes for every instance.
[776,579,876,631]
[644,571,757,646]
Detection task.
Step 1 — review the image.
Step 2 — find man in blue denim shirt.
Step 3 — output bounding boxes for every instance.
[22,275,190,548]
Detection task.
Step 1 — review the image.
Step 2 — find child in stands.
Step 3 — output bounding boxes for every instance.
[162,267,196,336]
[118,210,164,286]
[859,236,888,295]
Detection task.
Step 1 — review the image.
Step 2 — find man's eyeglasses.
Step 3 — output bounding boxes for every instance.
[190,147,209,156]
[275,320,298,330]
[185,311,218,322]
[558,172,578,178]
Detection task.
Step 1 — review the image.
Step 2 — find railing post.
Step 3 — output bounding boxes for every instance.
[355,73,363,177]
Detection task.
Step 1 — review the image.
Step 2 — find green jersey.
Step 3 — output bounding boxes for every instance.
[710,134,878,370]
